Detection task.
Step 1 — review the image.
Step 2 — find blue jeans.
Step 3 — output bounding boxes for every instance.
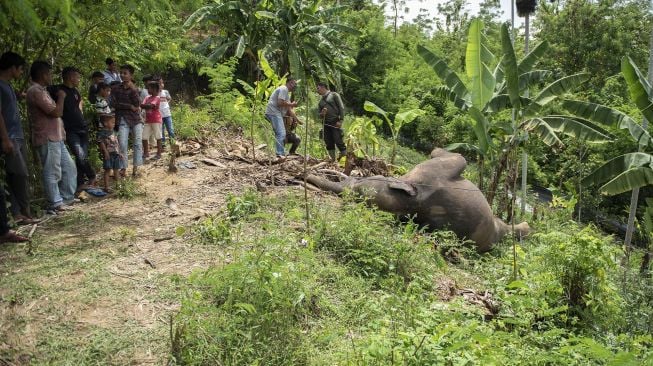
[37,141,77,208]
[118,118,143,170]
[265,114,286,156]
[161,116,175,144]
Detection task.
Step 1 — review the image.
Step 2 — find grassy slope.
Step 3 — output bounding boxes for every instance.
[1,117,652,365]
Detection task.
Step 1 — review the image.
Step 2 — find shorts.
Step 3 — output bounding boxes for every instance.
[103,152,122,170]
[143,123,163,141]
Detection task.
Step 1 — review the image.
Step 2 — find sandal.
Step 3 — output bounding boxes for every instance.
[0,230,29,243]
[54,205,74,212]
[15,216,41,225]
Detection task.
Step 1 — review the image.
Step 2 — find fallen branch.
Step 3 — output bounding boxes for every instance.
[27,224,38,239]
[308,161,328,170]
[153,236,174,242]
[292,180,322,192]
[317,169,348,179]
[201,158,227,168]
[108,271,139,281]
[143,257,156,269]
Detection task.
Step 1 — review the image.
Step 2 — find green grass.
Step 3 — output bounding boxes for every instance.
[172,190,653,365]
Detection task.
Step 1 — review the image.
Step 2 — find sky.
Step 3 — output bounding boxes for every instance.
[383,0,525,27]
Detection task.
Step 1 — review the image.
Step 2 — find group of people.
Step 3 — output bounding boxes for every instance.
[265,78,347,161]
[0,53,175,244]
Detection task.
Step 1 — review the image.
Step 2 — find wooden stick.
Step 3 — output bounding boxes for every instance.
[27,224,38,238]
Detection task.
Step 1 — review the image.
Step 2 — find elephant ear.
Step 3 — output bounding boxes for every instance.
[388,181,417,196]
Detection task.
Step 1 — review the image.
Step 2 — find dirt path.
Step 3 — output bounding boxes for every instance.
[0,135,304,365]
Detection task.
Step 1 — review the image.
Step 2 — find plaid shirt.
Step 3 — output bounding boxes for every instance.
[111,83,142,127]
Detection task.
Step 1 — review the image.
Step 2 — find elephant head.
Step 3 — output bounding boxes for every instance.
[306,149,530,252]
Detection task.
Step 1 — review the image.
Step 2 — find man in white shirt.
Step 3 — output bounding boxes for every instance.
[158,78,175,145]
[264,78,297,157]
[102,58,122,85]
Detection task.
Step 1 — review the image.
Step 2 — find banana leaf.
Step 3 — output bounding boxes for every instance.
[582,152,653,193]
[500,24,520,109]
[518,41,549,74]
[417,45,469,102]
[562,99,652,147]
[466,19,495,109]
[622,56,653,125]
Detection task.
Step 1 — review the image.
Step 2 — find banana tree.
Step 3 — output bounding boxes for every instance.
[568,57,653,251]
[185,0,272,80]
[363,101,424,165]
[573,58,653,194]
[258,0,360,88]
[573,57,653,196]
[345,116,380,158]
[418,18,611,207]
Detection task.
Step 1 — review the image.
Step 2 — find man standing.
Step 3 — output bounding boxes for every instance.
[265,78,297,158]
[317,82,346,161]
[50,67,96,189]
[102,58,122,85]
[111,64,143,177]
[0,52,38,224]
[26,61,77,212]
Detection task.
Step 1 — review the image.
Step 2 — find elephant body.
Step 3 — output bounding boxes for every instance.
[307,149,530,251]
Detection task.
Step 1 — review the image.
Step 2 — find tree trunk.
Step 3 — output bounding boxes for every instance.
[487,147,511,209]
[520,13,530,219]
[478,155,485,193]
[624,24,653,249]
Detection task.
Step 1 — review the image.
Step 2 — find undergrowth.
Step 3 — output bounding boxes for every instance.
[172,191,653,365]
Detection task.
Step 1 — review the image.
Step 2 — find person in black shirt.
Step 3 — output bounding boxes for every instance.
[49,66,96,190]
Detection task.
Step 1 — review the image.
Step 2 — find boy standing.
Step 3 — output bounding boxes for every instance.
[50,66,96,190]
[111,64,143,177]
[26,61,77,212]
[158,78,175,146]
[0,52,38,224]
[141,82,163,160]
[97,114,122,192]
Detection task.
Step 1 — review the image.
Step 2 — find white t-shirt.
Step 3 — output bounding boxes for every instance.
[265,85,290,117]
[159,90,171,117]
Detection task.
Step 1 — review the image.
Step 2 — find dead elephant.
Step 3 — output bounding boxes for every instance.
[306,148,530,252]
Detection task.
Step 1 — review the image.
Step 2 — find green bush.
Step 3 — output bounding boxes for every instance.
[174,250,312,364]
[537,227,623,329]
[171,104,214,139]
[313,197,441,288]
[196,215,232,245]
[226,189,260,221]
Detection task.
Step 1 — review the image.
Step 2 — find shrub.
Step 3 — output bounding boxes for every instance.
[174,249,315,364]
[226,189,260,221]
[313,197,442,288]
[196,215,232,245]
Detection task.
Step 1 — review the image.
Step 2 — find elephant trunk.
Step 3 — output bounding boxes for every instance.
[306,174,347,194]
